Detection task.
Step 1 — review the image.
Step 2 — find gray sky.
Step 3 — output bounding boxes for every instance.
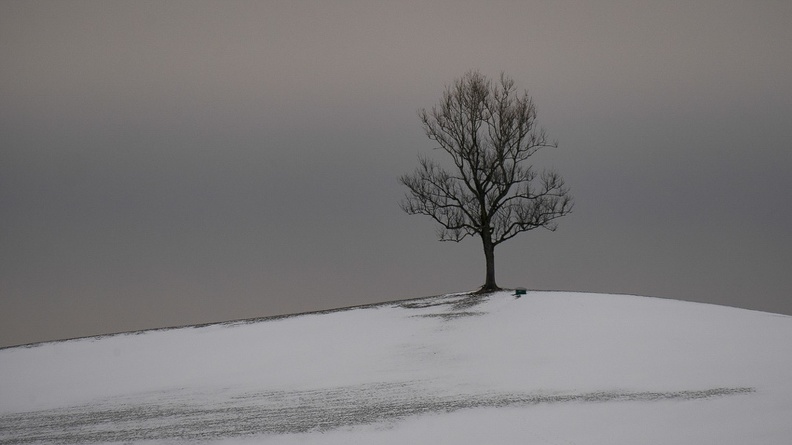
[2,0,791,348]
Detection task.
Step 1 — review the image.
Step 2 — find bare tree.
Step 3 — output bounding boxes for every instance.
[400,71,573,292]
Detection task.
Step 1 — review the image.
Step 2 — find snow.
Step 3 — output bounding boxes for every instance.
[1,291,791,444]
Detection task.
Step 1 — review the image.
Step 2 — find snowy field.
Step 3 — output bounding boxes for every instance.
[1,291,791,444]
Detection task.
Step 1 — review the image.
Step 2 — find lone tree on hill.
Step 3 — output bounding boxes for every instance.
[400,71,573,292]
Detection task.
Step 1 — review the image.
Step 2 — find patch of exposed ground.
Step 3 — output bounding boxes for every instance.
[397,293,488,311]
[0,383,754,444]
[414,311,486,320]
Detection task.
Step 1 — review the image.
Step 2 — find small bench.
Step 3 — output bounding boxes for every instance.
[514,287,527,298]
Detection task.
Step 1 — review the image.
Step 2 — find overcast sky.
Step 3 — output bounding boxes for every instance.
[2,0,791,347]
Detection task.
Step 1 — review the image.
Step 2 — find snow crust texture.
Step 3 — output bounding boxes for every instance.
[1,291,790,444]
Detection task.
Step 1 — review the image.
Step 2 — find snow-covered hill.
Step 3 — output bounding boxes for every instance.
[1,291,791,444]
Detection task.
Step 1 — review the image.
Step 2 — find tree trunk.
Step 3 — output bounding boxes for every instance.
[480,232,499,292]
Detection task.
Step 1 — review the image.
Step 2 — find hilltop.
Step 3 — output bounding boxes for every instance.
[1,291,791,444]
